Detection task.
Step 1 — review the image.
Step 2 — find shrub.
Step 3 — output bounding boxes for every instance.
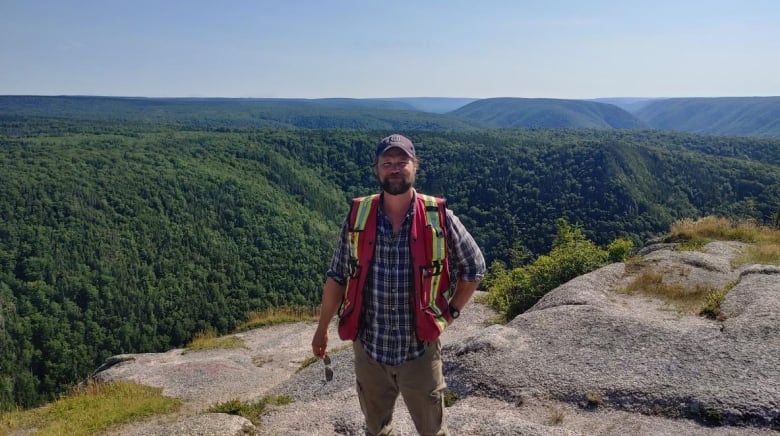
[481,261,529,319]
[485,219,608,319]
[607,238,634,262]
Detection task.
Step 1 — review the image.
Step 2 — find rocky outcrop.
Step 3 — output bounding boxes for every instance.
[446,241,779,431]
[95,240,779,435]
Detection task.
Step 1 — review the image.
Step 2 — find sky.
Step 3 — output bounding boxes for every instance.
[1,0,779,99]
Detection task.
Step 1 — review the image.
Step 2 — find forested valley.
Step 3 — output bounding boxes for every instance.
[2,115,780,410]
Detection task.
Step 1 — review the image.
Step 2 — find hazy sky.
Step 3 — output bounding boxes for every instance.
[1,0,778,99]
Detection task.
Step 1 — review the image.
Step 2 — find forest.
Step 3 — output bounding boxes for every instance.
[1,113,780,410]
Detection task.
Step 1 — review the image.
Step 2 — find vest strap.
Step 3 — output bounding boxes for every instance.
[419,194,448,324]
[348,195,377,278]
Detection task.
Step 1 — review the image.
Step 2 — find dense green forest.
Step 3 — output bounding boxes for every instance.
[1,114,780,410]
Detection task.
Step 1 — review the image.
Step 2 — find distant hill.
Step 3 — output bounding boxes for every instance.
[4,95,780,137]
[377,97,478,113]
[591,97,662,113]
[636,97,780,138]
[450,97,646,129]
[0,95,485,130]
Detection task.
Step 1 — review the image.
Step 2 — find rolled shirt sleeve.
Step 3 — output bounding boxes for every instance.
[326,218,350,286]
[445,209,486,282]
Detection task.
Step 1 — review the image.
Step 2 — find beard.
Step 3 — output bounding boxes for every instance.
[379,174,414,195]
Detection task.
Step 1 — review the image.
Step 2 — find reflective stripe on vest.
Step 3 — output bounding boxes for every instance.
[421,194,447,333]
[349,194,376,273]
[342,194,378,318]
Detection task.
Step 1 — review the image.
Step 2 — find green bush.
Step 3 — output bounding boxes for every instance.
[485,219,608,319]
[607,238,634,262]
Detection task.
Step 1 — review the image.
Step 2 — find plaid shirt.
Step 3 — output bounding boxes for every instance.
[327,192,485,366]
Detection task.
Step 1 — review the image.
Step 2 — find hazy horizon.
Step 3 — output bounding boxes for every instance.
[2,95,777,101]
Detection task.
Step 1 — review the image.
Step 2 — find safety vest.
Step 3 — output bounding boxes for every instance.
[337,193,453,342]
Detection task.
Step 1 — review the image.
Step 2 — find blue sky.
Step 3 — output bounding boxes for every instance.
[1,0,778,99]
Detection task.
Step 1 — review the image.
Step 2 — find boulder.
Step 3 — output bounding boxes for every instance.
[447,243,779,430]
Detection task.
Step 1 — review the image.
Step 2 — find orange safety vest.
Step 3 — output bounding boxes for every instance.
[337,193,453,342]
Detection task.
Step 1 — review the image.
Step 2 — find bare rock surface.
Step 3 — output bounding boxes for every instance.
[446,241,779,434]
[95,240,779,435]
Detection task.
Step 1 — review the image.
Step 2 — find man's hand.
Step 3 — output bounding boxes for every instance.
[311,326,329,359]
[312,277,346,359]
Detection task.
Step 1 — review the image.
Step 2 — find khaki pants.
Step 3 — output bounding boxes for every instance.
[353,339,449,436]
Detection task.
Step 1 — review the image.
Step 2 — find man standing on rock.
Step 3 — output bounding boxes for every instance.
[312,134,486,435]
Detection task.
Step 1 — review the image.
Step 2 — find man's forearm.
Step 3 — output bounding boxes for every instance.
[312,277,346,358]
[449,279,479,310]
[317,277,346,329]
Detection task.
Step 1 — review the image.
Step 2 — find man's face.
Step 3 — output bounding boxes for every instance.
[375,148,417,196]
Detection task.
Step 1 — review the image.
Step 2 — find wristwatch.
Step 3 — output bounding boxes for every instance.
[449,303,460,319]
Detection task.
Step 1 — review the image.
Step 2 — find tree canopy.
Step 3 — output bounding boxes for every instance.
[1,117,780,410]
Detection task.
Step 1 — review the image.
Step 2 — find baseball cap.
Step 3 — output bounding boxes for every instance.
[376,134,416,159]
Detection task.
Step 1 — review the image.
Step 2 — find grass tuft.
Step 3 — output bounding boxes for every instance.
[624,271,683,298]
[675,236,707,252]
[623,270,716,314]
[667,216,780,266]
[296,343,352,373]
[0,381,180,436]
[297,356,319,372]
[734,241,780,266]
[184,330,247,353]
[585,391,604,407]
[547,405,565,425]
[699,282,736,320]
[235,306,320,332]
[443,389,460,407]
[207,396,292,426]
[669,216,762,244]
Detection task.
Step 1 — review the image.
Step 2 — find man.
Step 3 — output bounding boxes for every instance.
[311,134,486,435]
